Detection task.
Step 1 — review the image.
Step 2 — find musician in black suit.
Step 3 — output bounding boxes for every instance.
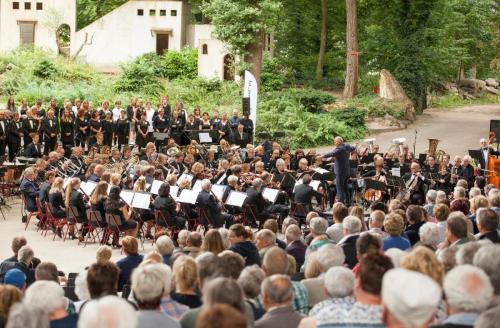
[234,124,250,149]
[245,178,289,226]
[478,138,500,176]
[293,174,322,213]
[39,170,55,214]
[459,155,475,187]
[423,155,439,174]
[41,109,59,156]
[402,162,430,205]
[196,179,233,228]
[22,110,40,146]
[240,112,254,143]
[0,111,8,157]
[7,112,24,162]
[322,136,356,204]
[20,167,40,213]
[23,134,42,158]
[153,183,185,229]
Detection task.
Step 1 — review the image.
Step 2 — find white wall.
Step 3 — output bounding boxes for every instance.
[0,0,76,53]
[71,0,185,66]
[192,25,231,80]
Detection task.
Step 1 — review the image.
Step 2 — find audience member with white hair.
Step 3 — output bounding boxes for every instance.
[382,268,442,328]
[437,265,494,327]
[131,263,180,327]
[368,210,386,237]
[23,280,78,327]
[303,217,331,270]
[301,244,345,308]
[469,187,481,199]
[155,235,175,265]
[338,216,363,269]
[436,190,447,203]
[308,267,355,316]
[418,222,441,251]
[424,190,437,216]
[455,240,491,266]
[78,295,137,328]
[255,229,277,260]
[238,265,266,320]
[385,248,406,268]
[74,271,90,313]
[285,224,307,272]
[255,274,305,328]
[473,244,500,307]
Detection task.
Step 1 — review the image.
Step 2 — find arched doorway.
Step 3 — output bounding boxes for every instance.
[56,24,71,56]
[223,54,235,81]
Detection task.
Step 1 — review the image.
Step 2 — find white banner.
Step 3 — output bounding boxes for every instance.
[243,70,258,133]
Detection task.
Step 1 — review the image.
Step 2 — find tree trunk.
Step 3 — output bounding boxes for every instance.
[470,64,477,79]
[343,0,359,98]
[316,0,328,82]
[457,63,465,81]
[245,32,265,91]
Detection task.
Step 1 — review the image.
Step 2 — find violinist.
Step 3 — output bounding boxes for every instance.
[105,186,138,241]
[294,174,322,213]
[132,177,155,239]
[196,179,233,228]
[65,177,89,241]
[296,158,313,180]
[190,162,205,186]
[254,161,267,176]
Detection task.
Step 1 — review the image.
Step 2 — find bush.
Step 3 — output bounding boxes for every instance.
[261,55,289,92]
[114,56,165,96]
[163,47,198,80]
[33,59,59,79]
[257,90,364,148]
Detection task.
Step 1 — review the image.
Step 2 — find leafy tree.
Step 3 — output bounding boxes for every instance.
[201,0,282,88]
[76,0,127,29]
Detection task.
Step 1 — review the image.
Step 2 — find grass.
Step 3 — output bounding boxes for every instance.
[430,93,500,108]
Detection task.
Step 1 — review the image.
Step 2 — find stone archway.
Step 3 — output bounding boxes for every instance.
[56,24,71,56]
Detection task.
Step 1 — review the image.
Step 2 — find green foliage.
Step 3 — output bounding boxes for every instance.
[163,48,198,80]
[33,59,59,79]
[346,96,407,120]
[261,55,289,92]
[76,0,128,29]
[257,91,364,149]
[114,56,165,97]
[293,89,336,112]
[201,0,282,72]
[431,93,500,108]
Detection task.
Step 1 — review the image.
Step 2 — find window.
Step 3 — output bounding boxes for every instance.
[160,9,166,16]
[171,10,177,17]
[202,44,208,55]
[149,9,156,16]
[19,22,35,45]
[13,2,20,9]
[36,2,42,10]
[137,9,144,16]
[24,2,31,9]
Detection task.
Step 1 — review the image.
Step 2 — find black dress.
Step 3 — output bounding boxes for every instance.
[89,119,102,144]
[75,117,89,147]
[115,118,130,149]
[48,191,66,218]
[136,120,150,149]
[170,118,184,146]
[105,205,137,231]
[60,119,75,148]
[102,119,113,147]
[153,195,185,228]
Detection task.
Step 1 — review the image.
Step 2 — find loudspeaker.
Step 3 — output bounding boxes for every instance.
[242,97,250,116]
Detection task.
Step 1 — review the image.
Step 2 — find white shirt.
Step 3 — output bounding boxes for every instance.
[482,148,489,169]
[146,109,155,132]
[112,107,121,122]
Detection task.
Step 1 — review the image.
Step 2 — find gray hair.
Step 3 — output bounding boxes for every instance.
[132,263,172,303]
[201,179,211,191]
[426,190,437,203]
[238,265,266,299]
[74,271,90,302]
[469,187,481,199]
[309,217,328,235]
[456,240,490,265]
[252,178,263,189]
[256,229,276,247]
[385,248,406,268]
[453,186,466,199]
[261,274,293,305]
[316,244,345,271]
[227,175,238,186]
[418,222,440,247]
[24,281,65,314]
[275,159,285,167]
[78,295,137,328]
[202,277,245,313]
[343,216,362,234]
[285,224,302,243]
[474,305,500,328]
[155,236,175,256]
[473,244,500,294]
[218,228,230,249]
[6,303,49,328]
[178,229,190,247]
[17,245,34,264]
[436,190,447,202]
[324,266,355,298]
[443,265,493,313]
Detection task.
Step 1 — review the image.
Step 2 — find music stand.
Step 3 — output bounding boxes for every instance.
[418,153,427,166]
[153,132,169,142]
[364,179,386,192]
[360,153,375,164]
[280,173,296,189]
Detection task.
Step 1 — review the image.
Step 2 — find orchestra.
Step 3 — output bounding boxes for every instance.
[4,96,497,249]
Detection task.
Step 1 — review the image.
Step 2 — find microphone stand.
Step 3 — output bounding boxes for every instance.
[413,129,417,156]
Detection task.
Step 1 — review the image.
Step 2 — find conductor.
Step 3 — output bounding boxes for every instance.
[322,136,355,205]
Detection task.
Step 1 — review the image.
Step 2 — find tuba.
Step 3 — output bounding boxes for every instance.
[167,147,180,158]
[391,138,407,155]
[428,138,445,163]
[364,138,376,153]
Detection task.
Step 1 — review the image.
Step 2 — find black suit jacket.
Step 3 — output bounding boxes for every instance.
[20,178,39,212]
[245,187,267,213]
[479,231,500,244]
[24,143,42,158]
[286,240,307,272]
[153,196,177,225]
[294,183,321,212]
[323,143,356,178]
[0,120,8,139]
[478,146,500,173]
[42,117,59,137]
[196,190,221,221]
[7,120,23,144]
[234,131,250,148]
[70,189,87,219]
[0,261,35,286]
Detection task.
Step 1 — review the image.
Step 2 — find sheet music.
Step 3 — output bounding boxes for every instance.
[192,179,203,192]
[313,167,329,174]
[178,189,199,205]
[131,192,151,209]
[150,180,163,195]
[120,190,135,206]
[391,167,401,177]
[170,186,179,201]
[216,173,227,185]
[199,132,212,143]
[310,180,321,191]
[177,173,194,186]
[225,191,247,207]
[262,188,279,203]
[146,183,151,191]
[81,181,97,196]
[211,184,226,201]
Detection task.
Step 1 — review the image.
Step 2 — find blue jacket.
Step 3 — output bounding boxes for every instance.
[20,178,39,212]
[323,143,355,177]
